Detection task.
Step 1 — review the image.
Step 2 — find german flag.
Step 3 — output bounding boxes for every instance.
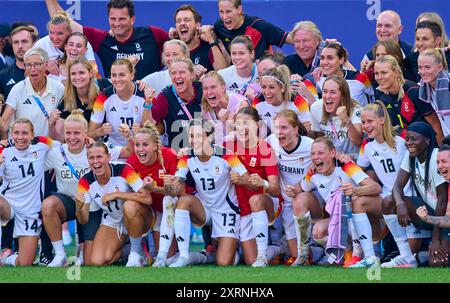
[92,92,107,113]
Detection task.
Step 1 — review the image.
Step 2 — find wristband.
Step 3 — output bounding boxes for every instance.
[143,102,153,110]
[209,39,220,47]
[263,180,270,190]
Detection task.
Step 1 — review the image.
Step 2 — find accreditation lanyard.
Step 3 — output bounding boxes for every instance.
[172,85,194,121]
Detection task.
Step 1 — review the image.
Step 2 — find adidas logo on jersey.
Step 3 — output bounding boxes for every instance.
[372,151,380,157]
[264,112,271,117]
[176,236,185,242]
[319,184,325,188]
[6,78,15,86]
[193,168,200,173]
[255,232,265,238]
[110,45,118,51]
[11,156,18,162]
[230,83,239,89]
[109,106,117,112]
[23,98,32,104]
[62,162,68,166]
[177,109,184,116]
[160,234,170,240]
[227,228,235,234]
[94,193,101,199]
[358,235,367,241]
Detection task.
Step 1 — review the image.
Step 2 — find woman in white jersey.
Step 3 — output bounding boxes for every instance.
[88,58,155,147]
[417,48,450,137]
[291,137,382,267]
[357,101,417,268]
[266,109,313,261]
[157,119,249,268]
[218,35,258,96]
[392,121,448,267]
[201,71,248,145]
[253,65,311,137]
[0,119,56,266]
[42,110,133,267]
[75,142,153,266]
[310,75,363,160]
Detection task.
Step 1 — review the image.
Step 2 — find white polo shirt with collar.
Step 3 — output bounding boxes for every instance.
[5,76,64,137]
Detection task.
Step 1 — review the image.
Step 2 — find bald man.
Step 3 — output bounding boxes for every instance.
[362,10,413,62]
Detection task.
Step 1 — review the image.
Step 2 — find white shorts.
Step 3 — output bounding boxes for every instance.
[101,211,128,238]
[406,223,432,239]
[1,202,42,238]
[281,204,296,241]
[196,203,240,240]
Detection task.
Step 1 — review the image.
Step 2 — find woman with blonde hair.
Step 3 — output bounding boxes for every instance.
[374,54,444,144]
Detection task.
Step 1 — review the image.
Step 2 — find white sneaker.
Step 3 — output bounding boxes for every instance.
[126,252,148,267]
[47,254,68,267]
[152,256,167,268]
[251,256,268,267]
[381,255,417,268]
[168,256,189,268]
[348,256,380,268]
[2,252,18,266]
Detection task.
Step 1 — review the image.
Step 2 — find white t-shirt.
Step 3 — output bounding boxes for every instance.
[45,144,122,211]
[357,136,408,195]
[141,69,171,97]
[310,99,362,159]
[218,63,258,95]
[175,146,247,213]
[6,77,64,137]
[33,35,95,61]
[266,134,313,203]
[400,148,446,210]
[301,161,369,203]
[0,137,57,214]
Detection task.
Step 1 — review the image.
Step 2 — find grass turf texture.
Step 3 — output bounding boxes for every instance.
[0,266,449,283]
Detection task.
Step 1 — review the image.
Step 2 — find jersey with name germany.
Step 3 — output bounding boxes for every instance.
[175,146,247,214]
[91,83,145,146]
[83,26,168,80]
[301,161,368,203]
[0,136,56,214]
[266,134,313,203]
[78,163,143,224]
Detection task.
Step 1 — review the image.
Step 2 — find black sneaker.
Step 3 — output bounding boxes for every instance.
[380,250,400,264]
[38,252,54,266]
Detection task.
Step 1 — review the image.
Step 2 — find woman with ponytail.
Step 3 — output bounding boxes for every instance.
[126,121,179,266]
[42,109,133,267]
[357,101,417,268]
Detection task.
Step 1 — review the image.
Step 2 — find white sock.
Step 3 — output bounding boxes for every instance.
[352,213,375,257]
[350,218,363,257]
[293,211,311,256]
[157,196,177,259]
[130,236,143,255]
[383,214,414,260]
[188,251,207,265]
[51,240,66,257]
[5,253,17,266]
[251,210,269,258]
[174,209,191,259]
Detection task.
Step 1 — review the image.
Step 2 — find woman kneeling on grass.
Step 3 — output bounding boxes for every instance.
[75,142,153,266]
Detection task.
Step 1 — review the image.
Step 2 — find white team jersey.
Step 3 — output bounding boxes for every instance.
[32,35,96,61]
[141,69,171,97]
[357,136,407,195]
[91,84,145,146]
[301,161,369,203]
[400,148,446,210]
[78,163,143,226]
[255,100,311,134]
[218,64,258,95]
[266,134,313,203]
[310,99,362,159]
[45,144,121,206]
[175,146,247,213]
[0,137,57,214]
[5,77,64,137]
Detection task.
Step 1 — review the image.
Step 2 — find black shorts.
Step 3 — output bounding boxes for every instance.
[50,192,101,242]
[412,196,450,240]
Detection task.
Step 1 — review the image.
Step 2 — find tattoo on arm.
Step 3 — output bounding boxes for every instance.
[425,215,450,228]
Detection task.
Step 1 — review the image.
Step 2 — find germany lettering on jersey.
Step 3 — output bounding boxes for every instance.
[83,26,168,80]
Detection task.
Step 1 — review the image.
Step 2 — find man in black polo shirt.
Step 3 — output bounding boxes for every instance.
[0,26,37,114]
[45,0,168,80]
[172,4,229,73]
[213,0,291,59]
